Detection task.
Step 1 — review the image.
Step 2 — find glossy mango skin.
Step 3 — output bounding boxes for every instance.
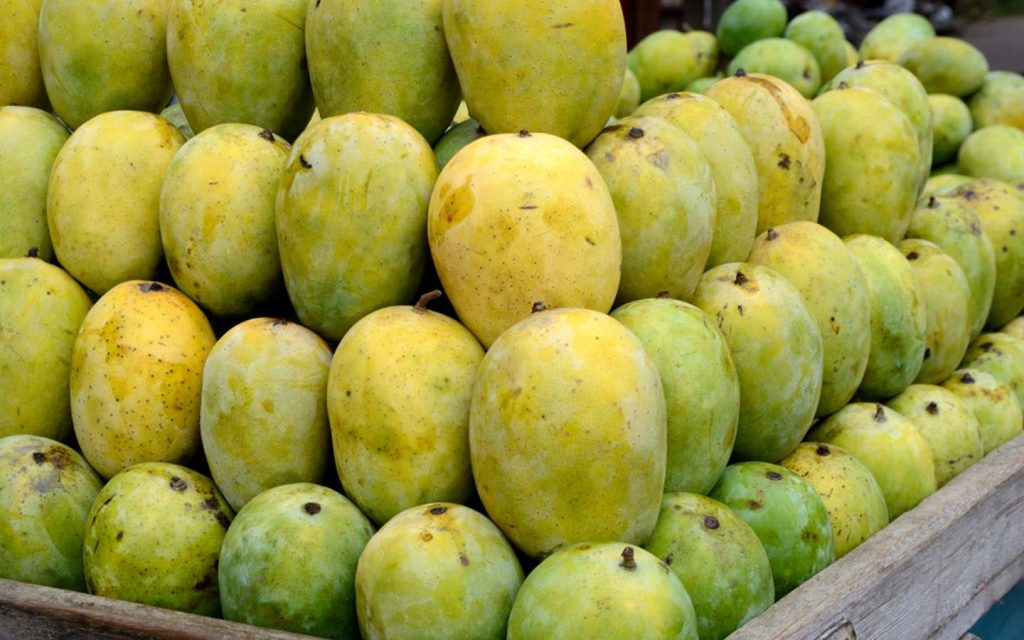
[942,368,1023,455]
[0,0,47,108]
[443,0,625,148]
[469,308,666,558]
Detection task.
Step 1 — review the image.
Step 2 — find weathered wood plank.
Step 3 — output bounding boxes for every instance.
[728,431,1024,640]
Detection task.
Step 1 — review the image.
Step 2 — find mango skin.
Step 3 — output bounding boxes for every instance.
[612,299,739,495]
[356,503,524,640]
[159,123,290,318]
[0,0,47,108]
[219,483,374,639]
[433,118,485,169]
[83,462,233,616]
[627,30,704,102]
[779,443,889,559]
[469,308,666,558]
[1003,317,1024,340]
[307,0,457,144]
[899,37,988,98]
[928,94,973,167]
[201,318,332,512]
[633,92,758,267]
[0,435,103,590]
[727,39,822,100]
[812,87,920,242]
[443,0,625,148]
[586,115,716,303]
[168,0,313,141]
[784,11,847,83]
[692,263,823,462]
[508,542,697,640]
[961,333,1024,407]
[942,368,1023,455]
[47,110,184,295]
[923,172,973,199]
[716,0,787,57]
[38,0,173,130]
[958,126,1024,184]
[276,113,437,342]
[704,73,825,235]
[327,303,482,525]
[70,281,216,479]
[0,258,91,441]
[844,234,927,401]
[859,13,935,63]
[0,107,67,261]
[644,493,774,640]
[428,132,620,348]
[614,67,641,118]
[969,71,1024,130]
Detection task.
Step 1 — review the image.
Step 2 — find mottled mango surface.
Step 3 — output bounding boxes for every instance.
[942,368,1023,455]
[961,333,1024,407]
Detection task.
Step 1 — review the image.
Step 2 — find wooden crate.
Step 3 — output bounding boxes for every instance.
[3,431,1023,639]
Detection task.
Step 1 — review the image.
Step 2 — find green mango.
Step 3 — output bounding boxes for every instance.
[686,30,720,79]
[727,38,822,99]
[685,74,723,94]
[627,30,704,102]
[715,0,787,57]
[614,67,641,118]
[922,172,972,198]
[433,119,486,169]
[958,125,1024,183]
[969,71,1024,130]
[899,37,988,98]
[928,94,973,167]
[0,0,47,108]
[961,332,1024,407]
[942,369,1023,455]
[843,40,859,68]
[785,11,848,83]
[859,13,935,63]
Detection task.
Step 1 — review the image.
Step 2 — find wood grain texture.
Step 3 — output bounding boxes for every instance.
[728,431,1024,640]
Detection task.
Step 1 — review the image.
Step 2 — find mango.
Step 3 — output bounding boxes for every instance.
[38,0,172,129]
[900,37,988,98]
[692,263,823,462]
[159,123,290,317]
[356,503,523,640]
[727,39,822,99]
[0,0,47,108]
[716,0,787,57]
[942,369,1023,455]
[615,67,641,118]
[923,172,972,198]
[83,462,232,615]
[70,281,215,479]
[433,118,486,168]
[859,13,935,63]
[201,318,332,512]
[0,257,91,441]
[843,40,859,68]
[47,110,184,294]
[704,72,825,235]
[645,493,774,640]
[969,71,1024,130]
[958,125,1024,183]
[219,483,374,638]
[159,100,193,140]
[1004,317,1024,340]
[428,132,620,347]
[627,30,704,102]
[443,0,625,148]
[276,113,437,341]
[961,332,1024,406]
[508,542,697,640]
[928,94,973,167]
[469,308,666,558]
[685,75,723,94]
[812,87,920,242]
[784,11,848,83]
[0,435,102,590]
[686,30,720,79]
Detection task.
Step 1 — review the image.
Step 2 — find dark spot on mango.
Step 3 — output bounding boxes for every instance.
[923,347,932,360]
[421,532,433,542]
[657,291,671,299]
[735,68,747,77]
[628,127,644,139]
[928,196,938,208]
[620,546,637,570]
[767,228,779,241]
[215,512,230,529]
[553,22,573,29]
[26,247,39,258]
[140,282,164,293]
[907,251,919,260]
[459,554,470,566]
[856,60,865,69]
[961,372,975,384]
[747,499,763,510]
[703,515,720,529]
[531,301,547,313]
[299,155,312,169]
[32,452,45,464]
[258,129,275,142]
[193,572,214,591]
[202,497,219,510]
[873,404,887,422]
[734,270,749,286]
[801,529,818,542]
[778,153,791,170]
[666,93,681,100]
[766,471,782,481]
[272,318,289,326]
[737,304,745,316]
[980,342,994,352]
[926,401,939,415]
[665,553,674,565]
[169,477,187,492]
[585,236,596,246]
[430,505,448,515]
[304,502,321,515]
[518,130,531,137]
[116,531,123,541]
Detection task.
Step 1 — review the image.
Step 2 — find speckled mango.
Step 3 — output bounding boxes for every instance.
[47,110,184,295]
[219,483,374,639]
[428,132,620,348]
[961,332,1024,407]
[727,39,822,99]
[942,369,1023,455]
[159,123,290,318]
[70,281,215,479]
[0,435,102,590]
[899,37,988,98]
[355,503,524,640]
[784,11,847,83]
[958,126,1024,183]
[969,71,1024,130]
[82,462,233,615]
[704,72,825,235]
[858,13,934,64]
[38,0,173,130]
[276,113,437,342]
[469,308,666,558]
[442,0,625,148]
[167,0,313,141]
[586,115,716,303]
[200,318,332,512]
[692,263,823,462]
[0,0,47,108]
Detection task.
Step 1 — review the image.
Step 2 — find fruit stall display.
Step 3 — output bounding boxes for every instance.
[1,1,1024,639]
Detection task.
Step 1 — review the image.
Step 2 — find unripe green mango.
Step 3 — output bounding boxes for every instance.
[47,110,184,295]
[727,39,822,99]
[0,0,47,108]
[961,332,1024,407]
[428,132,620,348]
[785,11,848,83]
[808,402,936,519]
[899,37,989,98]
[928,94,973,167]
[167,0,313,141]
[859,13,935,63]
[327,298,482,525]
[887,384,984,487]
[969,71,1024,130]
[716,0,787,57]
[612,298,739,494]
[692,263,823,462]
[615,67,641,118]
[843,40,859,68]
[958,125,1024,183]
[201,318,332,512]
[0,435,102,590]
[844,234,927,400]
[307,0,457,144]
[276,113,437,341]
[812,87,920,242]
[686,74,723,94]
[83,462,233,615]
[705,72,825,235]
[645,493,774,640]
[942,369,1023,455]
[71,281,215,479]
[627,30,704,102]
[219,483,374,639]
[0,258,91,441]
[632,92,759,267]
[159,123,290,317]
[906,194,997,340]
[686,30,719,79]
[508,542,697,640]
[586,115,716,303]
[747,222,872,417]
[356,503,524,640]
[898,238,972,384]
[38,0,172,130]
[470,308,666,558]
[432,118,486,169]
